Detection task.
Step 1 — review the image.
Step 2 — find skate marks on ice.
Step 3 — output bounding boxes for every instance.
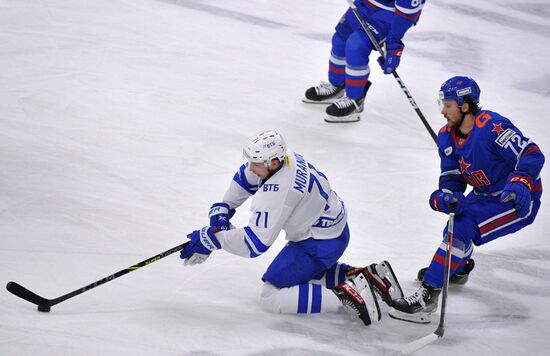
[431,0,550,38]
[471,248,550,296]
[409,247,550,330]
[163,0,288,29]
[241,248,550,355]
[515,74,550,97]
[505,1,550,18]
[267,319,403,356]
[405,32,483,75]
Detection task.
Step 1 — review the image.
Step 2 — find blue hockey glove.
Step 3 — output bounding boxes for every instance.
[429,189,466,215]
[500,174,532,218]
[180,226,221,266]
[208,202,235,231]
[378,40,404,74]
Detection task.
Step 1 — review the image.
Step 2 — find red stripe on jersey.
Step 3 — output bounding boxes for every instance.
[479,211,518,235]
[533,183,542,192]
[329,64,345,75]
[346,77,369,86]
[395,9,421,22]
[521,145,541,158]
[365,1,379,9]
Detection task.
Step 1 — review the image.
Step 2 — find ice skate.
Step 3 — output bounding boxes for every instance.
[417,259,475,286]
[332,272,380,325]
[324,96,364,123]
[388,283,441,324]
[303,82,345,104]
[347,261,403,306]
[365,261,404,306]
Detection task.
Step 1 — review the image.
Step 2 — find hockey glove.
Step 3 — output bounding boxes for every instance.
[180,226,221,266]
[378,40,404,74]
[429,189,466,215]
[500,173,532,218]
[208,202,235,231]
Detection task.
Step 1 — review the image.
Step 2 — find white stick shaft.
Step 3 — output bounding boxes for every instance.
[401,333,439,355]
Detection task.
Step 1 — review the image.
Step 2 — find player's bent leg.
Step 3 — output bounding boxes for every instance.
[390,214,476,323]
[259,282,341,314]
[417,258,475,285]
[422,214,476,288]
[303,33,346,104]
[325,30,373,123]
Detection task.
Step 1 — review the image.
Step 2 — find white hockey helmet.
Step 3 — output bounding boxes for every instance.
[243,130,287,169]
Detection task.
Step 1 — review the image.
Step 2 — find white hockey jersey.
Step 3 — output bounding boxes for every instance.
[215,150,347,258]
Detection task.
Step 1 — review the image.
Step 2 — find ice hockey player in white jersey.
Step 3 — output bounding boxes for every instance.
[180,130,403,325]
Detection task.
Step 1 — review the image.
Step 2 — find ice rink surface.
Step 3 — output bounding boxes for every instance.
[1,0,549,355]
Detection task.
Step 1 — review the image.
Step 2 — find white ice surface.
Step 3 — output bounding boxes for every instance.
[1,0,550,355]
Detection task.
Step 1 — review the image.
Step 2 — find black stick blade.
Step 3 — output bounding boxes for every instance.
[6,281,51,308]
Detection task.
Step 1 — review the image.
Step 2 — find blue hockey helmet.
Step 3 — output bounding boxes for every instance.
[439,76,481,106]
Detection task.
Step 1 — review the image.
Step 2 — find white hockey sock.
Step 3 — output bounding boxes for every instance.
[259,282,340,314]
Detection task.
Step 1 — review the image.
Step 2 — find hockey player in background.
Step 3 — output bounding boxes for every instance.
[389,76,545,323]
[303,0,426,123]
[179,130,403,325]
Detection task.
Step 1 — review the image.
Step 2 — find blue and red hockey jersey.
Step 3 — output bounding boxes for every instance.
[359,0,426,42]
[437,110,544,199]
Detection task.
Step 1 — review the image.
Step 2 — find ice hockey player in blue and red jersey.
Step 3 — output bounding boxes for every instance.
[303,0,426,122]
[389,76,545,324]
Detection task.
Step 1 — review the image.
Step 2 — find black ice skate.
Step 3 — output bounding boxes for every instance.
[332,272,381,325]
[325,81,371,123]
[303,82,345,104]
[388,283,441,324]
[417,259,475,286]
[346,261,403,306]
[325,96,364,123]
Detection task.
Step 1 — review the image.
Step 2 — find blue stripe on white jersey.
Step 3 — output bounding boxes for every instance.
[243,226,269,258]
[233,164,259,195]
[312,202,346,229]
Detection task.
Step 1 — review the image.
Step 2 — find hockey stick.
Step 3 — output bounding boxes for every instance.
[401,204,456,355]
[6,242,189,312]
[345,0,437,143]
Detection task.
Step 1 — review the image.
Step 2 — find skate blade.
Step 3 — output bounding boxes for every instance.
[324,112,361,123]
[362,278,381,322]
[378,261,404,299]
[302,97,342,104]
[341,303,369,325]
[388,308,432,324]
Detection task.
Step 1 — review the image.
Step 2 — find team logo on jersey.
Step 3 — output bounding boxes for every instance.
[444,146,453,156]
[459,157,471,175]
[496,128,516,147]
[491,123,504,135]
[458,156,491,188]
[262,184,279,192]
